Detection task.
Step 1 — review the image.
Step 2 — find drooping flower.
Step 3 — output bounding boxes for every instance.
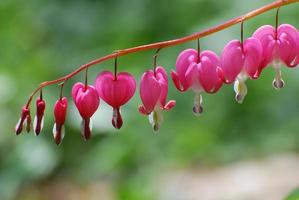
[33,98,46,135]
[139,66,176,131]
[171,49,194,92]
[253,24,299,89]
[72,82,99,140]
[220,38,263,103]
[53,97,68,145]
[172,49,223,114]
[95,71,136,129]
[15,106,31,135]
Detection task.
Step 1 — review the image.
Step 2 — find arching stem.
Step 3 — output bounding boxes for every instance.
[23,0,299,108]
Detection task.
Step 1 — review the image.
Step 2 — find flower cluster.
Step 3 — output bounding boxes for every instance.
[15,23,299,145]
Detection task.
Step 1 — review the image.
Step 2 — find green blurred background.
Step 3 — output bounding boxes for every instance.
[1,0,299,199]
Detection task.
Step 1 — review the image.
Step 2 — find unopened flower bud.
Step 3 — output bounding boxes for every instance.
[53,97,68,145]
[15,106,31,135]
[34,98,46,136]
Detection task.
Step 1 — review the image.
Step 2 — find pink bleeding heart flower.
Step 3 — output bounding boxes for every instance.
[33,98,46,136]
[53,97,68,145]
[172,49,223,114]
[220,38,263,103]
[72,82,99,141]
[15,106,31,135]
[139,66,176,131]
[95,71,136,129]
[171,49,195,92]
[253,24,299,89]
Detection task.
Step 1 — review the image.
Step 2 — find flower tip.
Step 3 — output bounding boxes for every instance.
[235,93,245,104]
[153,124,160,132]
[193,105,203,116]
[112,123,122,129]
[55,141,61,146]
[272,78,285,90]
[193,93,203,116]
[81,119,92,141]
[53,123,65,146]
[15,120,23,135]
[33,116,44,136]
[112,108,123,129]
[164,100,176,110]
[149,110,163,132]
[234,80,248,104]
[138,105,149,115]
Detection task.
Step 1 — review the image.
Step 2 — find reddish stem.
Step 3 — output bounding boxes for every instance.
[197,39,201,63]
[59,82,65,101]
[24,0,299,107]
[275,6,281,40]
[240,21,244,50]
[84,68,88,92]
[153,48,162,77]
[114,56,118,81]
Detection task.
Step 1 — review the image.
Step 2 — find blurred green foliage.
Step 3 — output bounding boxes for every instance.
[285,188,299,200]
[0,0,299,199]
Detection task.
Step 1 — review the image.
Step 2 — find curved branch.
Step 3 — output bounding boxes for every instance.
[25,0,299,107]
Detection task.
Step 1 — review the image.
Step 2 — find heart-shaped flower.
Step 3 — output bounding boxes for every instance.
[184,50,223,93]
[172,49,223,114]
[253,24,299,89]
[72,82,99,140]
[95,71,136,129]
[171,49,196,92]
[53,97,68,145]
[139,66,176,131]
[220,38,263,103]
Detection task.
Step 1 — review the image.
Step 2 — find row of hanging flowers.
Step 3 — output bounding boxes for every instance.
[15,4,299,145]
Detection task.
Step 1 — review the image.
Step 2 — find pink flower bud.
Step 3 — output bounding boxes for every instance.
[72,82,99,140]
[95,71,136,129]
[53,97,68,145]
[34,98,46,136]
[15,106,31,135]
